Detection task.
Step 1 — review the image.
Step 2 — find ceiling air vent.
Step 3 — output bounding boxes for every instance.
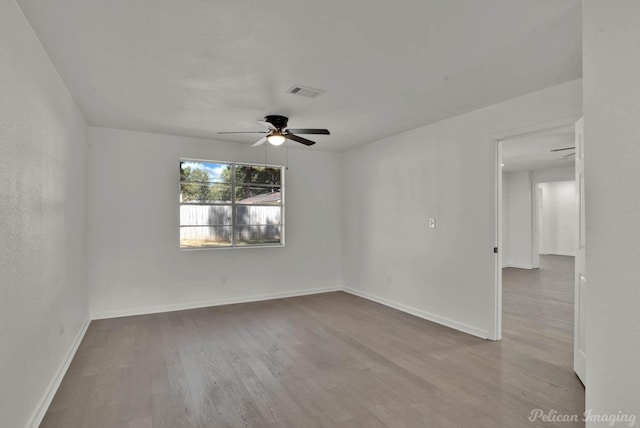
[286,85,325,99]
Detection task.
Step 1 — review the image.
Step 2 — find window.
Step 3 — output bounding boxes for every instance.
[179,160,284,249]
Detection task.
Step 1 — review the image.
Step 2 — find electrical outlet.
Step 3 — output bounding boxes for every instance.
[220,275,227,286]
[428,217,436,229]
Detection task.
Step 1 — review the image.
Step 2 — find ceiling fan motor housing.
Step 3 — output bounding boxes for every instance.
[264,115,289,130]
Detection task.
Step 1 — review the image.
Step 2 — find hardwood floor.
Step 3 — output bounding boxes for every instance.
[41,256,584,427]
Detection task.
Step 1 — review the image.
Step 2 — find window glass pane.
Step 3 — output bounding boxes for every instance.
[235,165,281,186]
[180,161,231,183]
[236,225,282,245]
[235,187,281,205]
[236,206,281,226]
[180,183,232,203]
[179,160,284,249]
[180,226,233,248]
[180,205,232,226]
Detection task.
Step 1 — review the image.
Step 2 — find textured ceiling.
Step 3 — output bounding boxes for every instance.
[17,0,582,152]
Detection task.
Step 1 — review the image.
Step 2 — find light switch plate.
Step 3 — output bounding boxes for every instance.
[428,217,436,229]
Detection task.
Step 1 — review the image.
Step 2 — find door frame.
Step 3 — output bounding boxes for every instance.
[492,115,581,340]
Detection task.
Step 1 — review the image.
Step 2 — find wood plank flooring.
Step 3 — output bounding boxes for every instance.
[41,256,584,427]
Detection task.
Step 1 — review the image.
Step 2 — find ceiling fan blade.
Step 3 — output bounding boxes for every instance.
[550,146,576,152]
[252,137,268,147]
[218,131,267,134]
[286,134,316,146]
[257,120,276,130]
[286,128,330,135]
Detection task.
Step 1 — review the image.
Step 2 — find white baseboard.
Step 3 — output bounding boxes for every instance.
[540,252,576,257]
[90,286,342,320]
[26,318,90,428]
[502,263,535,269]
[343,287,489,339]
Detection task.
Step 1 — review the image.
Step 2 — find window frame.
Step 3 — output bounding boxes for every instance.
[179,158,285,250]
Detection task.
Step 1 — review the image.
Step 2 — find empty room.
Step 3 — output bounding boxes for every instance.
[1,1,639,427]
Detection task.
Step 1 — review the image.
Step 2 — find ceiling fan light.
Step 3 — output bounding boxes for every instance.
[268,134,286,146]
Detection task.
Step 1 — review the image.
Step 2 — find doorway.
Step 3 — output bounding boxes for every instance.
[493,117,579,340]
[494,117,586,386]
[538,180,578,258]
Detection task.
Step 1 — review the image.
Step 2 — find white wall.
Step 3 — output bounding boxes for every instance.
[502,171,533,268]
[501,166,576,269]
[87,127,343,317]
[501,170,510,266]
[584,1,640,419]
[533,165,575,183]
[0,2,89,427]
[342,79,582,339]
[538,181,577,256]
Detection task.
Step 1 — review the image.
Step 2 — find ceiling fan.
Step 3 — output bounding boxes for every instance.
[551,146,576,159]
[218,115,330,147]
